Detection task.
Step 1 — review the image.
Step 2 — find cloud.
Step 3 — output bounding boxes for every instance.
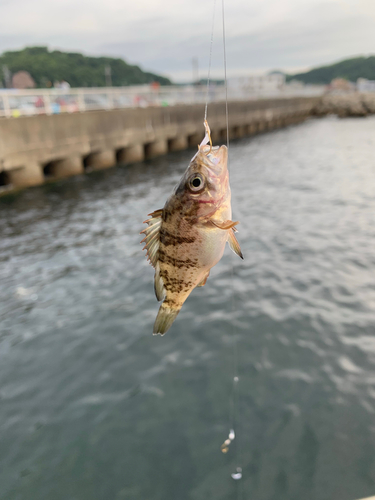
[0,0,374,81]
[97,0,375,80]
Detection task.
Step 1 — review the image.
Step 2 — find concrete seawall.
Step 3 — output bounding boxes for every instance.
[0,97,318,191]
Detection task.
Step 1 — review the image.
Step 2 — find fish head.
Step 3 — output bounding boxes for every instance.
[174,143,230,217]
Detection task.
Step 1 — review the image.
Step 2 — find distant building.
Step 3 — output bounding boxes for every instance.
[288,79,304,88]
[229,73,285,92]
[12,71,35,89]
[329,78,354,92]
[357,78,375,92]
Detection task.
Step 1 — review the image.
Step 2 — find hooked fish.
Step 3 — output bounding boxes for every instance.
[141,121,243,335]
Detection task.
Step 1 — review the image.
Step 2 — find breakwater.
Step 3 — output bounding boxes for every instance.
[0,97,317,191]
[313,92,375,117]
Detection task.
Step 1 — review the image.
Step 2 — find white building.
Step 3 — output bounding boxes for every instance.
[229,73,285,92]
[357,78,375,92]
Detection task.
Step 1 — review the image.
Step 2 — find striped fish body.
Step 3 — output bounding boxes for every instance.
[141,125,243,335]
[155,191,232,332]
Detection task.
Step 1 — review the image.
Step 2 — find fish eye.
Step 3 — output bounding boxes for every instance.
[188,174,204,192]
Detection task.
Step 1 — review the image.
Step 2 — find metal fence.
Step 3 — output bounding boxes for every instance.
[0,84,325,118]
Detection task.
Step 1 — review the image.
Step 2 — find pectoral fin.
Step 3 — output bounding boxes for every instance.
[140,209,163,268]
[210,219,239,230]
[228,229,244,259]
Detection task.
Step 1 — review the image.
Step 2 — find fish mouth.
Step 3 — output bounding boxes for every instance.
[197,120,228,173]
[200,145,228,176]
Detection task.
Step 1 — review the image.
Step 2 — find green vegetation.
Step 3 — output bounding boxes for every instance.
[0,46,172,88]
[286,56,375,84]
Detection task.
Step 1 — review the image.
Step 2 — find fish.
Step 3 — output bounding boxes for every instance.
[141,120,243,335]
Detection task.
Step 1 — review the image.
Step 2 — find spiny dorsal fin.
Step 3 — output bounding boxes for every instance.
[210,219,239,230]
[140,209,163,269]
[228,228,244,259]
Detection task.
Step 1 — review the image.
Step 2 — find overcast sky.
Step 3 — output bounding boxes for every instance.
[0,0,374,82]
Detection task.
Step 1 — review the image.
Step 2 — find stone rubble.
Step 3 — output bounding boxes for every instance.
[313,93,375,118]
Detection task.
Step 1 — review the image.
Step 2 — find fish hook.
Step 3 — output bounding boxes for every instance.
[205,119,213,154]
[199,120,213,154]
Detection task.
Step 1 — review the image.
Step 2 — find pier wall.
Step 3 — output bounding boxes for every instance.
[0,97,319,190]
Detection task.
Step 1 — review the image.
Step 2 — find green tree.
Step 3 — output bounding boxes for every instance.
[286,56,375,84]
[0,46,172,88]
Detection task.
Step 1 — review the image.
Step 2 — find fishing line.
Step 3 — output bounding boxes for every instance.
[223,6,246,500]
[204,0,217,123]
[221,0,229,151]
[218,0,244,495]
[204,0,243,493]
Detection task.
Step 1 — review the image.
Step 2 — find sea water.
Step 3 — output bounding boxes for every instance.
[1,116,375,500]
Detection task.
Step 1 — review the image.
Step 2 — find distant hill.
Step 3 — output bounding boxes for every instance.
[286,56,375,84]
[0,46,172,88]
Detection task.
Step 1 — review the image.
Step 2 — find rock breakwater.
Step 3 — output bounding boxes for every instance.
[313,93,375,118]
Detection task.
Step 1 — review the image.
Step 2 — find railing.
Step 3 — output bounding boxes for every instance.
[0,84,325,118]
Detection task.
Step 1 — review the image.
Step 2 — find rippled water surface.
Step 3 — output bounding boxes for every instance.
[1,116,375,500]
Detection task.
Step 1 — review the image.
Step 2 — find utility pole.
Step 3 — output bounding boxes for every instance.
[2,65,11,88]
[104,65,112,87]
[192,57,199,85]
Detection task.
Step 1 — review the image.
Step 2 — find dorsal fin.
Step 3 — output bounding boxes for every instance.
[140,209,163,269]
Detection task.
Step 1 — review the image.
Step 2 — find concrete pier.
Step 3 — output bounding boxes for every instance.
[188,133,203,148]
[7,162,43,188]
[117,144,145,164]
[85,150,116,170]
[45,156,84,179]
[210,130,221,143]
[0,97,319,192]
[246,123,258,135]
[145,139,168,159]
[168,136,188,152]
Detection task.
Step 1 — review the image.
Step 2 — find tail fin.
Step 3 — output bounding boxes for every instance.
[153,303,180,335]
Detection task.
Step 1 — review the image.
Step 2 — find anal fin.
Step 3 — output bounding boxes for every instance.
[154,262,166,301]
